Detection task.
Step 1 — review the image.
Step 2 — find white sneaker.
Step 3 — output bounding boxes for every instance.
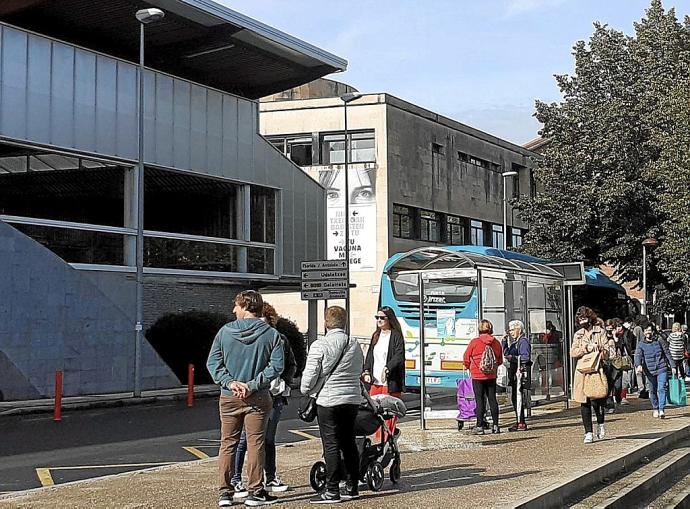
[231,481,249,499]
[685,377,690,383]
[620,399,630,406]
[584,432,594,444]
[659,410,665,419]
[265,477,289,493]
[597,424,605,439]
[652,410,659,418]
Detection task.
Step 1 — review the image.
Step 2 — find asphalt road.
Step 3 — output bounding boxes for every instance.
[0,391,446,493]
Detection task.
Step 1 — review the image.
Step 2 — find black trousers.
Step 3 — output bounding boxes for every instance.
[472,379,499,428]
[317,404,359,492]
[580,398,605,433]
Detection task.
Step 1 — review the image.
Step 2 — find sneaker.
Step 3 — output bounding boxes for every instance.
[265,478,288,493]
[310,490,341,504]
[472,426,485,435]
[232,481,249,499]
[340,482,360,501]
[219,492,234,507]
[659,410,665,419]
[508,422,528,432]
[653,410,659,418]
[492,425,501,434]
[244,489,277,506]
[584,432,594,444]
[607,407,615,414]
[620,399,630,406]
[597,424,605,439]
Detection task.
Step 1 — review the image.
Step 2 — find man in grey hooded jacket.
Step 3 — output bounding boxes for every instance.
[207,290,284,507]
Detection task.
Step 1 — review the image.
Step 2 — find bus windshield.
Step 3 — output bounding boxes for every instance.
[391,273,476,304]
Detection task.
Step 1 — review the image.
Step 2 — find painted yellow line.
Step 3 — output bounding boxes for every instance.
[49,462,174,470]
[183,446,210,460]
[35,468,54,487]
[288,429,318,441]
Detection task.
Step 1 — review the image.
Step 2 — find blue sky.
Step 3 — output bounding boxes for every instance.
[222,0,677,144]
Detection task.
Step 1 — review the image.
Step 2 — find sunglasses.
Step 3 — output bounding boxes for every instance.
[375,315,388,321]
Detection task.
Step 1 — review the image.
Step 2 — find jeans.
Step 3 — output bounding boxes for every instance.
[233,396,285,484]
[472,379,499,428]
[648,370,668,411]
[581,398,605,433]
[317,404,359,493]
[218,391,272,494]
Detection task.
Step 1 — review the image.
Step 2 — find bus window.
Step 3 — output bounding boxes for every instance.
[392,274,475,304]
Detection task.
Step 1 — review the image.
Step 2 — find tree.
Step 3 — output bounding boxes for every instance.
[516,0,690,315]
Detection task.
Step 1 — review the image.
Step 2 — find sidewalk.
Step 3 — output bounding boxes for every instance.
[2,396,689,508]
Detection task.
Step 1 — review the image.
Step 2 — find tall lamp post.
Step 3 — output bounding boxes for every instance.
[134,8,165,397]
[501,170,518,250]
[641,237,659,317]
[339,92,362,334]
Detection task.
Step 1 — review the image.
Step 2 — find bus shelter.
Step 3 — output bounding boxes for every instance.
[387,248,567,430]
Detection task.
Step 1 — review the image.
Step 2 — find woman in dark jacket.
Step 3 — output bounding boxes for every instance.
[362,306,405,437]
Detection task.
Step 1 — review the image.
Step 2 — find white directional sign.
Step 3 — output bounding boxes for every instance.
[301,290,347,301]
[301,280,349,290]
[301,270,348,280]
[300,260,348,271]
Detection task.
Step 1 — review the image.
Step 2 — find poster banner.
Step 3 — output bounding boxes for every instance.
[437,309,456,338]
[319,166,377,272]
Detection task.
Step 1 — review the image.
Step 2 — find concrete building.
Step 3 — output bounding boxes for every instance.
[260,80,537,338]
[0,1,345,400]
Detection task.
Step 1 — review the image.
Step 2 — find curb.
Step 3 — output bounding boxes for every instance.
[513,423,690,509]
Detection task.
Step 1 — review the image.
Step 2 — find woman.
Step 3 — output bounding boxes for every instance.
[603,318,624,414]
[668,323,687,379]
[362,306,405,438]
[463,319,503,435]
[301,306,364,503]
[502,319,531,432]
[635,323,675,418]
[571,307,609,444]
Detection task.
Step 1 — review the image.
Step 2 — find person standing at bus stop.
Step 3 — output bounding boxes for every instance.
[362,306,406,439]
[464,319,503,435]
[502,320,531,431]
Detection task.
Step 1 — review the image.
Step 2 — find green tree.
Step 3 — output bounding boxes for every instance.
[516,0,690,315]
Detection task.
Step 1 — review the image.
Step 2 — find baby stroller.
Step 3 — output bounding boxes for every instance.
[309,389,407,492]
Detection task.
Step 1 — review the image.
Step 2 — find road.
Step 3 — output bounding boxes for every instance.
[0,392,439,493]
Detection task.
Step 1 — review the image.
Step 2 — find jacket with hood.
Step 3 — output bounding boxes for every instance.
[463,333,503,381]
[206,318,284,397]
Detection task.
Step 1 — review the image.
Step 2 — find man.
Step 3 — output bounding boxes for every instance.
[502,320,531,432]
[207,290,284,507]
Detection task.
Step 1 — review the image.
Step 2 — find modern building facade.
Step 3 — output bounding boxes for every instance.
[0,1,346,400]
[260,80,537,338]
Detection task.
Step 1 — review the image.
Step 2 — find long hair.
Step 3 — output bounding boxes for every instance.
[372,306,402,345]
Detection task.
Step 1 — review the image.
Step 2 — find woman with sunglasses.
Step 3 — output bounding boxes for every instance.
[362,306,406,437]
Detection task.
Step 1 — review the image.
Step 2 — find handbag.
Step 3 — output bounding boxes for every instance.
[298,338,351,422]
[669,375,688,407]
[576,351,601,374]
[612,355,633,371]
[583,370,609,400]
[496,364,509,388]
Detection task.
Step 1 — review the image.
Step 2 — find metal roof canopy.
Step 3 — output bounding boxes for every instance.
[386,247,564,280]
[0,0,347,99]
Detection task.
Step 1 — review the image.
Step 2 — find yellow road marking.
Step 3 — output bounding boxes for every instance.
[183,446,210,459]
[49,462,174,471]
[288,429,318,441]
[35,468,54,487]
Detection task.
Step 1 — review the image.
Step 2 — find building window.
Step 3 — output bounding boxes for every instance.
[432,143,444,189]
[512,227,523,248]
[268,138,285,153]
[419,209,440,242]
[320,130,375,165]
[492,224,504,249]
[470,220,484,246]
[286,137,313,166]
[393,204,414,239]
[445,215,465,245]
[457,151,469,163]
[512,163,524,199]
[250,186,276,244]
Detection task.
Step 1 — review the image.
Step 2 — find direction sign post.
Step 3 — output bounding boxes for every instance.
[300,260,349,302]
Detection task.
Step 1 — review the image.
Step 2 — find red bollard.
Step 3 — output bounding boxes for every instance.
[187,363,194,408]
[54,370,63,422]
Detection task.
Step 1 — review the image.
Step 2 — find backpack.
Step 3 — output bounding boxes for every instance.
[479,343,497,375]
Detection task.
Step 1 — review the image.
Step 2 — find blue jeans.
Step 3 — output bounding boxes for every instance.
[232,396,284,483]
[648,370,668,411]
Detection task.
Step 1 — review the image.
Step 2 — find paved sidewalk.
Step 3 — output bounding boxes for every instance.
[2,396,689,508]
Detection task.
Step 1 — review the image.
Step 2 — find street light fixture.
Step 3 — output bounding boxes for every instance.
[501,170,518,250]
[641,237,659,316]
[339,92,362,334]
[134,7,165,397]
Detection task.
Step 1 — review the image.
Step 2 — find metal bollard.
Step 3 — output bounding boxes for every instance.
[54,370,63,422]
[187,363,194,408]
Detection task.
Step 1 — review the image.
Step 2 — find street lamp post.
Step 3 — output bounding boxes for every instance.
[134,8,165,397]
[339,92,362,334]
[501,170,518,250]
[641,237,659,316]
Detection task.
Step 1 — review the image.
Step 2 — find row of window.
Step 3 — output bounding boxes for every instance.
[392,204,524,248]
[266,130,376,167]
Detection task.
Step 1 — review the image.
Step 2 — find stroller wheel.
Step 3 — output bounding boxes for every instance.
[309,461,327,492]
[389,458,401,484]
[457,420,464,431]
[366,461,385,492]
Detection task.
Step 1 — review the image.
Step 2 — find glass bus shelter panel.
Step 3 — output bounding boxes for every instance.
[505,279,527,329]
[481,276,506,336]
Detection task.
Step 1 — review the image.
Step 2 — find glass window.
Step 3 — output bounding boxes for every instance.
[393,273,475,304]
[457,151,469,163]
[320,131,375,165]
[512,227,523,248]
[393,204,414,239]
[247,247,274,274]
[419,209,440,242]
[250,186,276,244]
[145,237,239,272]
[481,277,506,335]
[268,137,286,154]
[287,138,313,166]
[470,220,484,246]
[445,215,465,245]
[491,224,504,249]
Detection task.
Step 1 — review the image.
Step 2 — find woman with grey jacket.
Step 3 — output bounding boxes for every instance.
[301,306,364,504]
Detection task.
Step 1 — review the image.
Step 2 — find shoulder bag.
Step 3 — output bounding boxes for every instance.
[576,351,601,374]
[583,370,609,400]
[298,338,350,422]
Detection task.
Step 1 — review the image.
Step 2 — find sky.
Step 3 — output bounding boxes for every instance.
[222,0,679,145]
